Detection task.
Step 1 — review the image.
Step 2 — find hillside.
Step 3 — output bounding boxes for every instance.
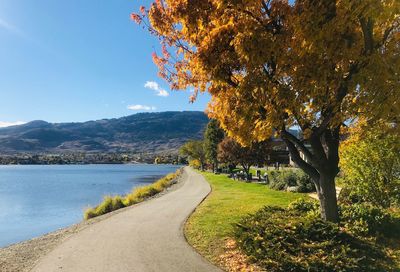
[0,111,209,154]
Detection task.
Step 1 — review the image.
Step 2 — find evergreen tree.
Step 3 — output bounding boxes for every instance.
[204,119,224,172]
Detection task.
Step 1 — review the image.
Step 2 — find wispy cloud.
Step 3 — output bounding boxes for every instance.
[0,121,26,128]
[0,17,48,51]
[144,81,169,97]
[0,17,27,39]
[127,104,157,111]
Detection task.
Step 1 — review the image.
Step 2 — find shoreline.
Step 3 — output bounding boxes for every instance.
[0,171,185,272]
[0,163,178,166]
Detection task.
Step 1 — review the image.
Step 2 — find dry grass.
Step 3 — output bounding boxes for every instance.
[84,170,181,219]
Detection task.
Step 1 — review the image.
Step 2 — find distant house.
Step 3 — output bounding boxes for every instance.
[264,129,313,167]
[267,138,290,165]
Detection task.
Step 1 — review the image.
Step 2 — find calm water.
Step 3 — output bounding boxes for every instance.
[0,164,180,247]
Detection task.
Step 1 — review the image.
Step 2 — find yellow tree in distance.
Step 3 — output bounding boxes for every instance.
[132,0,400,222]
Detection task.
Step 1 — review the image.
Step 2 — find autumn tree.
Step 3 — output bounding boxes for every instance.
[204,119,225,172]
[179,140,207,171]
[218,137,269,177]
[133,1,400,222]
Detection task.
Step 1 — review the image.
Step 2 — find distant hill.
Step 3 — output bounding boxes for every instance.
[0,111,209,154]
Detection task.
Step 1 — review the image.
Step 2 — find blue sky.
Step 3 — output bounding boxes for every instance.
[0,0,210,126]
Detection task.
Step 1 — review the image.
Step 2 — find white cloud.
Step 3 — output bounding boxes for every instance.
[0,18,28,40]
[127,105,157,111]
[0,121,26,128]
[0,18,22,34]
[0,17,49,52]
[144,81,169,97]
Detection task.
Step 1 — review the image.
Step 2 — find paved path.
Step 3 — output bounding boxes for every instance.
[308,186,342,201]
[32,167,220,272]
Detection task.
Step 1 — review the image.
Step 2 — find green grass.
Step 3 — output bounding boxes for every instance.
[184,171,304,263]
[84,170,181,219]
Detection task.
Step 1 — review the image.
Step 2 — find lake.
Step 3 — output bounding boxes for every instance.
[0,164,180,248]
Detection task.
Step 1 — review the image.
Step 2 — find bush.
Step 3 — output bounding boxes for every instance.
[339,121,400,208]
[296,172,316,193]
[268,170,315,193]
[268,172,287,190]
[189,159,201,169]
[288,199,400,238]
[288,198,319,213]
[84,169,181,219]
[234,205,389,272]
[340,203,400,238]
[338,186,364,205]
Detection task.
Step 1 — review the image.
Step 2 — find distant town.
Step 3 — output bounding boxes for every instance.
[0,153,186,165]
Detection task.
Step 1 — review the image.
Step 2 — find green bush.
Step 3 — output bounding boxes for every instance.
[84,169,181,219]
[268,176,287,190]
[296,172,316,193]
[288,198,319,213]
[340,123,400,208]
[340,203,400,238]
[268,170,315,193]
[288,199,400,238]
[338,186,364,205]
[234,205,390,272]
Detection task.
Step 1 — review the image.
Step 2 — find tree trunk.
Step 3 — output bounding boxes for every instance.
[282,127,341,223]
[241,164,250,176]
[316,173,339,223]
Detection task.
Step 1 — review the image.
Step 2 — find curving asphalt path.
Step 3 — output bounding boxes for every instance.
[32,167,221,272]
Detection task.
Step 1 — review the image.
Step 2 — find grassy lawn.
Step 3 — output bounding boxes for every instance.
[184,171,304,264]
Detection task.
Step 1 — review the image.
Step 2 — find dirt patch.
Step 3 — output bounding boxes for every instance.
[219,239,264,272]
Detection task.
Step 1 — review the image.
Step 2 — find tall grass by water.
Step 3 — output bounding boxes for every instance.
[84,169,182,219]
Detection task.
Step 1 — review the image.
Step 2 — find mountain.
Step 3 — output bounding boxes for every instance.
[0,111,209,154]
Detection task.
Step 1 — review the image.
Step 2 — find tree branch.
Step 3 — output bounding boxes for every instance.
[262,0,271,17]
[281,129,314,163]
[376,18,399,49]
[314,61,363,136]
[282,137,320,183]
[359,17,374,54]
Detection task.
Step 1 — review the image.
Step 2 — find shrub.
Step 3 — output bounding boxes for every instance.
[189,159,201,169]
[288,198,318,213]
[268,170,315,193]
[296,172,316,193]
[288,199,400,238]
[266,170,279,182]
[84,169,181,219]
[340,203,400,238]
[268,177,287,190]
[234,206,389,272]
[338,186,364,205]
[339,121,400,208]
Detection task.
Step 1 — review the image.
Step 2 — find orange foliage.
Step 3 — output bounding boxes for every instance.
[132,1,399,145]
